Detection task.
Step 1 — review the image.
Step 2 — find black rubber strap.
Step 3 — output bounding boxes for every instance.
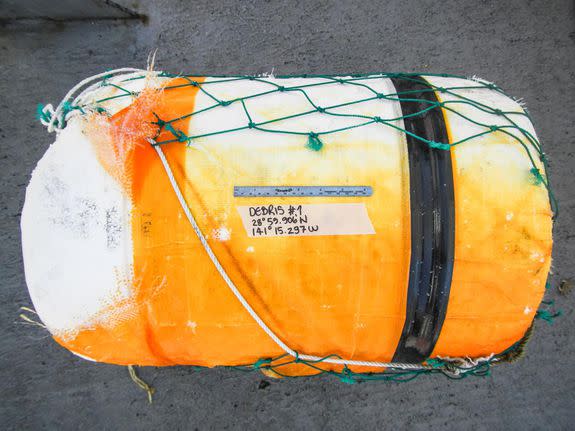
[390,76,455,363]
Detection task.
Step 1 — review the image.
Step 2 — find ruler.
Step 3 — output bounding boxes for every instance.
[233,185,373,197]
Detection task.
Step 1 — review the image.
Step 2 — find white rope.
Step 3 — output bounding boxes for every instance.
[41,68,152,133]
[438,353,496,369]
[153,142,426,371]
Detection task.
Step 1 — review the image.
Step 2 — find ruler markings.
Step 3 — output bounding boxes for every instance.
[233,186,373,197]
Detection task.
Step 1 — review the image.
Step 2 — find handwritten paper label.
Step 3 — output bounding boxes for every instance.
[237,203,375,238]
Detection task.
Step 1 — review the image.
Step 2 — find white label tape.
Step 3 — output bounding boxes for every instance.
[237,203,375,238]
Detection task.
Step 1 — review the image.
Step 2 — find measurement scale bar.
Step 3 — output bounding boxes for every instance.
[234,186,373,197]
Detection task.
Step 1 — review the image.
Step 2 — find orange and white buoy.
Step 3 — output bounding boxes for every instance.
[22,70,553,377]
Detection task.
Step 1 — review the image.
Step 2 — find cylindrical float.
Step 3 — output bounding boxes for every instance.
[22,70,553,378]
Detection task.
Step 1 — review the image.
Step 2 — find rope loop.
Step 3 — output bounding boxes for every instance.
[37,67,151,133]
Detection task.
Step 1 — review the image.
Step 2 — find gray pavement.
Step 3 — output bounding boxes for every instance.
[1,1,574,429]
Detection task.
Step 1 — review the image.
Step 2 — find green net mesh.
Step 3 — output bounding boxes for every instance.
[72,72,556,219]
[38,71,559,383]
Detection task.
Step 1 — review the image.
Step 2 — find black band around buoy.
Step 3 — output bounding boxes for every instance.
[390,75,455,363]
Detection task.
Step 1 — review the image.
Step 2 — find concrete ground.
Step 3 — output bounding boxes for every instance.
[1,1,574,429]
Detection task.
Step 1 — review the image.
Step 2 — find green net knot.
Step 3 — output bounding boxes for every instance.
[493,108,503,116]
[101,73,114,85]
[62,101,84,116]
[437,87,446,93]
[530,168,544,185]
[253,358,272,370]
[428,141,451,151]
[536,309,562,324]
[339,367,357,385]
[163,122,187,143]
[316,106,325,113]
[152,113,165,128]
[307,132,323,151]
[219,100,232,107]
[489,125,499,132]
[373,116,383,123]
[376,93,385,99]
[536,300,562,324]
[38,102,83,129]
[36,104,52,123]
